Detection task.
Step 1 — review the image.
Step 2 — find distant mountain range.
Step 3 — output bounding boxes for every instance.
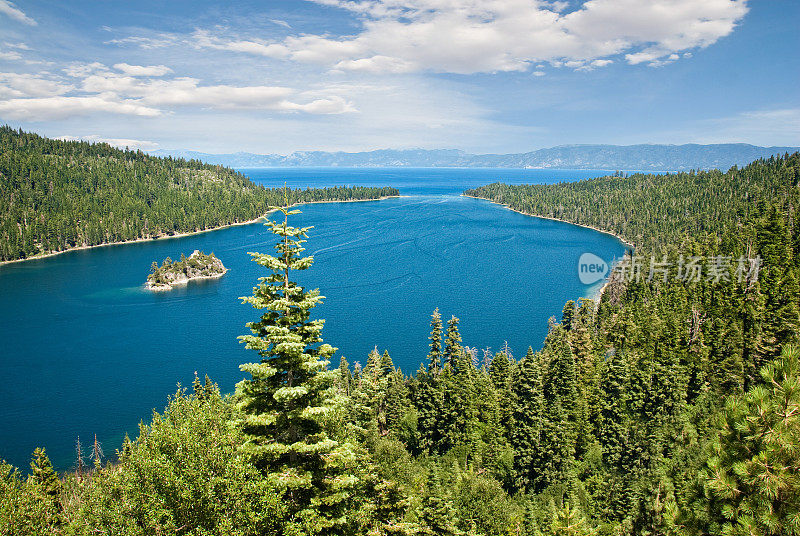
[150,143,800,171]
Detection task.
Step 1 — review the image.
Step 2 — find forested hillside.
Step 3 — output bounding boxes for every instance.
[465,153,800,249]
[0,127,398,262]
[1,155,799,535]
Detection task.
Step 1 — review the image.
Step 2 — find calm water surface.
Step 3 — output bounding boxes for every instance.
[0,168,627,470]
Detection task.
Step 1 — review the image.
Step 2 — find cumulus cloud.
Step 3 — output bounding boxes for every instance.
[56,134,160,151]
[113,63,172,76]
[184,0,747,74]
[0,72,72,98]
[0,0,36,26]
[0,62,356,120]
[0,96,161,121]
[78,70,355,112]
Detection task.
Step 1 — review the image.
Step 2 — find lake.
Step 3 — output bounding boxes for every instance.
[0,168,627,471]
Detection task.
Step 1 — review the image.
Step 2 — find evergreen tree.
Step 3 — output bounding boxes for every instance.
[540,326,578,488]
[415,366,443,455]
[570,300,600,454]
[28,447,60,507]
[363,347,390,435]
[444,316,463,369]
[598,350,629,471]
[418,466,459,536]
[489,349,515,442]
[511,347,545,492]
[428,308,443,372]
[562,300,576,331]
[0,127,399,261]
[235,202,356,534]
[702,345,800,536]
[337,355,352,396]
[440,355,477,454]
[549,501,598,536]
[754,205,800,367]
[384,370,408,436]
[381,350,395,377]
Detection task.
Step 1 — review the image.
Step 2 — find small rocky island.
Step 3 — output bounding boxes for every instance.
[146,250,227,291]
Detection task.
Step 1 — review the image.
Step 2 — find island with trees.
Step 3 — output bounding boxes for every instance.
[1,153,798,536]
[146,250,227,291]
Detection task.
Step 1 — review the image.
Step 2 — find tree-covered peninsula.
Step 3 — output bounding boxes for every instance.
[146,250,227,291]
[0,126,399,262]
[1,154,798,535]
[465,153,799,250]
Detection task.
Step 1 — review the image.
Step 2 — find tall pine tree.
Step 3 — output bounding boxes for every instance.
[235,201,356,534]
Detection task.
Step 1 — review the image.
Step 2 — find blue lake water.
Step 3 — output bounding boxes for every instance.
[0,168,627,471]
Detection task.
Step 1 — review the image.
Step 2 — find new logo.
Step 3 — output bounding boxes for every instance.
[578,252,608,285]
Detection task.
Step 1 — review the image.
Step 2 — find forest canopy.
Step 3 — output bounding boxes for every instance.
[0,126,398,261]
[465,154,800,250]
[1,152,798,535]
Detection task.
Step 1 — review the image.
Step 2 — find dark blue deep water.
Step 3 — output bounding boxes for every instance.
[0,168,626,471]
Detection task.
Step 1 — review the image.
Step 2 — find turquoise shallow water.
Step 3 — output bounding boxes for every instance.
[0,168,627,471]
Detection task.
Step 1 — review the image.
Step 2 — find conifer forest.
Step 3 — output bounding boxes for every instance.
[2,140,798,535]
[0,127,398,262]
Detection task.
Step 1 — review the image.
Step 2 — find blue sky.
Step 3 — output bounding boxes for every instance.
[0,0,797,153]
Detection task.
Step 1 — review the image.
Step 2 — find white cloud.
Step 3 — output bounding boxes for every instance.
[105,34,179,49]
[113,63,172,76]
[270,19,292,29]
[147,77,540,154]
[56,134,160,150]
[333,55,416,73]
[190,29,291,58]
[0,72,72,98]
[187,0,747,74]
[0,0,36,26]
[62,62,108,78]
[0,62,356,120]
[0,96,161,120]
[78,70,355,113]
[281,95,356,114]
[1,42,31,60]
[4,42,31,50]
[0,51,22,61]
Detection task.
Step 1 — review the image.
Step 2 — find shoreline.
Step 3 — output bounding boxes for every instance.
[462,194,635,248]
[462,193,634,302]
[0,195,400,268]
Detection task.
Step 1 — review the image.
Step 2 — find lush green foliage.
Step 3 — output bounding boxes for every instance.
[0,126,398,261]
[147,250,226,287]
[701,346,800,535]
[465,153,799,249]
[1,154,799,535]
[235,206,357,535]
[1,382,284,536]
